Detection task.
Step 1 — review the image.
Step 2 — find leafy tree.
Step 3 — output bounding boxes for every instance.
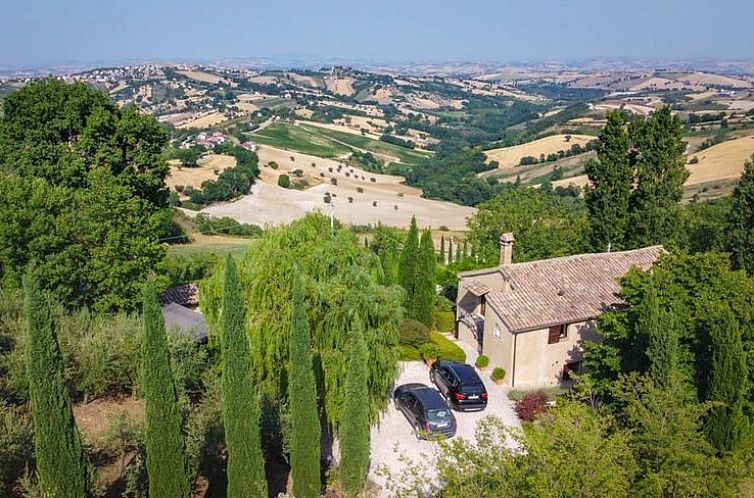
[399,216,421,320]
[0,80,169,312]
[728,154,754,275]
[702,301,749,453]
[177,145,203,167]
[278,174,291,188]
[289,273,321,498]
[467,186,589,266]
[200,214,401,424]
[219,256,267,498]
[415,229,436,327]
[339,329,370,496]
[23,270,89,497]
[141,283,190,498]
[627,107,689,247]
[585,111,633,251]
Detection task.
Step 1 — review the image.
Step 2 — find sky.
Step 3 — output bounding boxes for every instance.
[2,0,754,67]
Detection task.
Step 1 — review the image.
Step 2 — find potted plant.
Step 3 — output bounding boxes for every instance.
[419,343,441,367]
[475,354,490,371]
[492,367,506,385]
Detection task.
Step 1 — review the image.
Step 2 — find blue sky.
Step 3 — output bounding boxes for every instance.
[3,0,753,66]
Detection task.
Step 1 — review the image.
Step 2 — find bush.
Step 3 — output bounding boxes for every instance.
[330,178,338,185]
[356,187,364,193]
[278,174,291,188]
[399,319,430,348]
[269,161,279,170]
[419,343,440,361]
[438,226,449,232]
[291,169,304,177]
[475,355,490,368]
[689,156,699,164]
[492,367,506,382]
[514,391,548,422]
[0,403,34,495]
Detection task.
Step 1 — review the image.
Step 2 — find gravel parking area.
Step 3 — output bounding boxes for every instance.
[368,336,521,495]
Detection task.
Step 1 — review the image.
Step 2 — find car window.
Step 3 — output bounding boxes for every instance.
[461,383,485,395]
[427,409,451,421]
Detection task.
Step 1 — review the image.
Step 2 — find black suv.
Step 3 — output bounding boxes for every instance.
[394,383,456,439]
[430,360,488,411]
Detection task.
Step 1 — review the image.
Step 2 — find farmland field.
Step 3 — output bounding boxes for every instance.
[483,134,595,169]
[250,122,431,166]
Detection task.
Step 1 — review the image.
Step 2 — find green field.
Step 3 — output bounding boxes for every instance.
[250,123,431,166]
[167,234,253,256]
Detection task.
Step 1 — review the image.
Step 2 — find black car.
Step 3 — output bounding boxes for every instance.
[394,383,457,439]
[430,360,488,411]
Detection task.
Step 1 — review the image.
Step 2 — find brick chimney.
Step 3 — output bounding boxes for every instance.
[499,233,515,266]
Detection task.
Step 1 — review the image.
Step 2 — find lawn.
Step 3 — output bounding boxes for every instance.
[167,233,252,256]
[400,332,466,363]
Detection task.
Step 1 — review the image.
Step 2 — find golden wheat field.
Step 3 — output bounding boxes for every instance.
[484,134,595,170]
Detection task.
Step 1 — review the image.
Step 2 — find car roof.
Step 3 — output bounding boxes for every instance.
[411,387,450,410]
[443,361,483,385]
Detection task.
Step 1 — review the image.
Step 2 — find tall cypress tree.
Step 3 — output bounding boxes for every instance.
[647,310,682,388]
[24,270,89,498]
[705,302,748,453]
[142,283,190,498]
[439,235,445,263]
[415,229,436,327]
[585,110,633,251]
[728,155,754,275]
[628,106,689,247]
[461,239,468,260]
[339,329,370,497]
[220,256,267,498]
[628,284,660,373]
[447,238,453,264]
[289,273,321,498]
[399,216,420,318]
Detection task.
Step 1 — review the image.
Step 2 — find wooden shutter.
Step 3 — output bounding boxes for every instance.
[548,325,562,344]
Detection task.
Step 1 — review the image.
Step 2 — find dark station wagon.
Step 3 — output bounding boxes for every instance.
[394,383,457,439]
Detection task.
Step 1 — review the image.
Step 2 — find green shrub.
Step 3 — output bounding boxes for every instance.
[269,161,279,169]
[399,319,430,348]
[419,343,440,361]
[492,367,506,382]
[476,355,490,368]
[0,403,34,495]
[278,174,291,188]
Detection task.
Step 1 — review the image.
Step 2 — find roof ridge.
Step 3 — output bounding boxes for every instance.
[501,245,664,270]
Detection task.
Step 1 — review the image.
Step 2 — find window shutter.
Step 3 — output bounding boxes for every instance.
[548,325,561,344]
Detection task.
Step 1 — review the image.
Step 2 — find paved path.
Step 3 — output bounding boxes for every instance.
[368,334,520,496]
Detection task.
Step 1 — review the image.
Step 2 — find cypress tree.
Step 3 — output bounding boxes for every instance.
[399,216,420,318]
[220,256,267,498]
[439,235,445,264]
[705,302,748,453]
[142,282,190,498]
[647,309,682,388]
[447,238,453,263]
[461,239,468,260]
[415,229,436,327]
[585,110,633,251]
[728,155,754,275]
[339,329,370,496]
[289,273,321,498]
[630,284,660,373]
[24,270,89,498]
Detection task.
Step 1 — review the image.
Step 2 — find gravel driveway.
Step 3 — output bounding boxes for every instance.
[368,336,521,495]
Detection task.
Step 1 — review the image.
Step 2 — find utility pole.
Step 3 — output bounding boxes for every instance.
[330,198,336,229]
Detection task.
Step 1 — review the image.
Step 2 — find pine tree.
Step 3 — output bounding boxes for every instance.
[339,329,370,496]
[439,235,445,263]
[289,273,321,498]
[585,110,633,251]
[728,155,754,275]
[628,106,689,247]
[24,270,89,498]
[705,302,748,453]
[399,216,420,318]
[142,282,190,498]
[415,229,436,327]
[220,256,267,498]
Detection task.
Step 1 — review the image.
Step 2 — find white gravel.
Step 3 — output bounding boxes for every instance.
[368,336,521,496]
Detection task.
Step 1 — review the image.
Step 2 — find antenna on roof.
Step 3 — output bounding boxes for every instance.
[606,242,612,253]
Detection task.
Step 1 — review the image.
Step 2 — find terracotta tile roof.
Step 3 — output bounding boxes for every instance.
[465,279,491,296]
[159,283,199,307]
[486,246,664,333]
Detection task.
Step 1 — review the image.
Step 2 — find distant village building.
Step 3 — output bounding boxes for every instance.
[194,131,227,149]
[455,234,663,388]
[241,141,257,152]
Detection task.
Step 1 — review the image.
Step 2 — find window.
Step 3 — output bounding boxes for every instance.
[548,324,567,344]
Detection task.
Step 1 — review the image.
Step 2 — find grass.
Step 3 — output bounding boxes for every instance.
[399,332,466,363]
[167,233,252,256]
[250,122,431,167]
